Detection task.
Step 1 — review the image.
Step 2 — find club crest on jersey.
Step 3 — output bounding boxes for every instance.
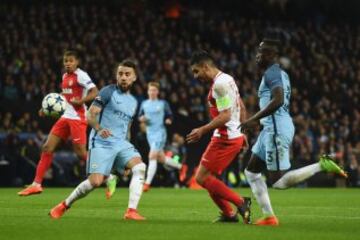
[69,80,73,86]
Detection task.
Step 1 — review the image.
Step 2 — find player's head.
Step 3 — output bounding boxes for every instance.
[116,59,137,92]
[63,50,79,73]
[190,50,217,82]
[148,82,160,100]
[256,39,280,68]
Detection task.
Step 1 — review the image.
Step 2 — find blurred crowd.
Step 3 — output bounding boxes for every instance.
[0,1,359,187]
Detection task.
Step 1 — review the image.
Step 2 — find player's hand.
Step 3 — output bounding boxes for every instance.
[186,127,204,143]
[239,118,257,133]
[98,128,113,138]
[124,169,131,177]
[38,109,45,117]
[165,118,172,125]
[138,116,147,123]
[70,97,84,106]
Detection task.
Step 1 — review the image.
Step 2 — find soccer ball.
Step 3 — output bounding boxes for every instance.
[41,93,67,117]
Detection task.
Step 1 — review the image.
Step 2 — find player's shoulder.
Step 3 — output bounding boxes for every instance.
[214,72,234,90]
[100,84,117,96]
[215,72,234,84]
[264,64,282,77]
[75,68,90,77]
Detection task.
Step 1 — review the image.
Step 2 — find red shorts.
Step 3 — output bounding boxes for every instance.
[50,118,87,145]
[200,136,245,175]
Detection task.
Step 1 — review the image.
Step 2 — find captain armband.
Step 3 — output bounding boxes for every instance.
[216,95,231,110]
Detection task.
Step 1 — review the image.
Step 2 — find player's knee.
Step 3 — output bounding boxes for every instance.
[42,143,55,153]
[132,162,146,175]
[195,173,205,185]
[245,169,261,183]
[89,178,103,188]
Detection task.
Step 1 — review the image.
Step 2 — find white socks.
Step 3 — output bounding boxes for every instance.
[164,156,182,170]
[245,169,274,216]
[145,159,157,185]
[273,163,322,189]
[65,179,94,207]
[128,163,146,209]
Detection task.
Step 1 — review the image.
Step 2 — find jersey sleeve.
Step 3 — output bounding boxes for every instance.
[92,86,113,108]
[138,101,145,117]
[264,68,283,90]
[213,79,232,111]
[164,100,173,119]
[77,70,96,90]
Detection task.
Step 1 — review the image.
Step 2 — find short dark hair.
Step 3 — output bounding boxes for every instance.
[63,50,79,59]
[261,38,280,54]
[190,50,215,66]
[118,59,138,76]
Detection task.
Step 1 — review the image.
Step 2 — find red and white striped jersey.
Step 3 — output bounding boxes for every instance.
[207,71,244,139]
[61,68,95,121]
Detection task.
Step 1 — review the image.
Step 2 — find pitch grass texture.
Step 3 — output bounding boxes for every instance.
[1,188,359,240]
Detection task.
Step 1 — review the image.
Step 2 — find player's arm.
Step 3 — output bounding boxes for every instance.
[138,102,147,123]
[239,97,247,123]
[86,87,112,138]
[249,87,283,121]
[164,101,173,125]
[240,69,283,131]
[81,86,99,103]
[187,81,231,143]
[87,104,112,138]
[71,72,99,106]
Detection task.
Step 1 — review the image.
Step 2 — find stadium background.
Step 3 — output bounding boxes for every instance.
[0,0,359,188]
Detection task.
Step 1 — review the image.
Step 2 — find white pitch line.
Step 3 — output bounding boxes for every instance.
[277,214,360,220]
[280,206,360,211]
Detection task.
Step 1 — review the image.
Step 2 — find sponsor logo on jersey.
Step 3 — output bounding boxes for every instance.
[63,88,73,94]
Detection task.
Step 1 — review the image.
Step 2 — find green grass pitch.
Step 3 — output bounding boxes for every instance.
[0,188,359,240]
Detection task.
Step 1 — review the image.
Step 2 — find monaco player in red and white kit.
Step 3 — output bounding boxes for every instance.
[18,51,98,196]
[187,50,251,223]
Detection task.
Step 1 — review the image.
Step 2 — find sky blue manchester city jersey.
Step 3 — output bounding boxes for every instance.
[138,99,172,134]
[89,84,138,148]
[258,64,294,133]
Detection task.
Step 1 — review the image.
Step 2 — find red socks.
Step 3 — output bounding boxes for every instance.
[209,192,234,217]
[202,175,244,207]
[34,152,54,184]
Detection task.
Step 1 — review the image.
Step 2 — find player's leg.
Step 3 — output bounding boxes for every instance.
[70,119,88,163]
[143,149,158,191]
[116,142,146,220]
[18,119,68,196]
[124,158,146,220]
[245,130,279,225]
[158,151,182,170]
[273,154,347,189]
[196,137,251,223]
[49,147,116,219]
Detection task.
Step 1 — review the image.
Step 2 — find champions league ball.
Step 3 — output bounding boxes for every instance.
[41,93,66,117]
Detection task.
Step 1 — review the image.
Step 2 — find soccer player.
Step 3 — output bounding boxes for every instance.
[18,50,98,196]
[240,39,348,226]
[187,50,251,223]
[49,60,146,220]
[138,82,182,192]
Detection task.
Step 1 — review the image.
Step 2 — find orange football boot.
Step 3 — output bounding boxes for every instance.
[255,215,279,226]
[123,208,146,220]
[49,201,69,219]
[143,183,150,192]
[18,185,43,196]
